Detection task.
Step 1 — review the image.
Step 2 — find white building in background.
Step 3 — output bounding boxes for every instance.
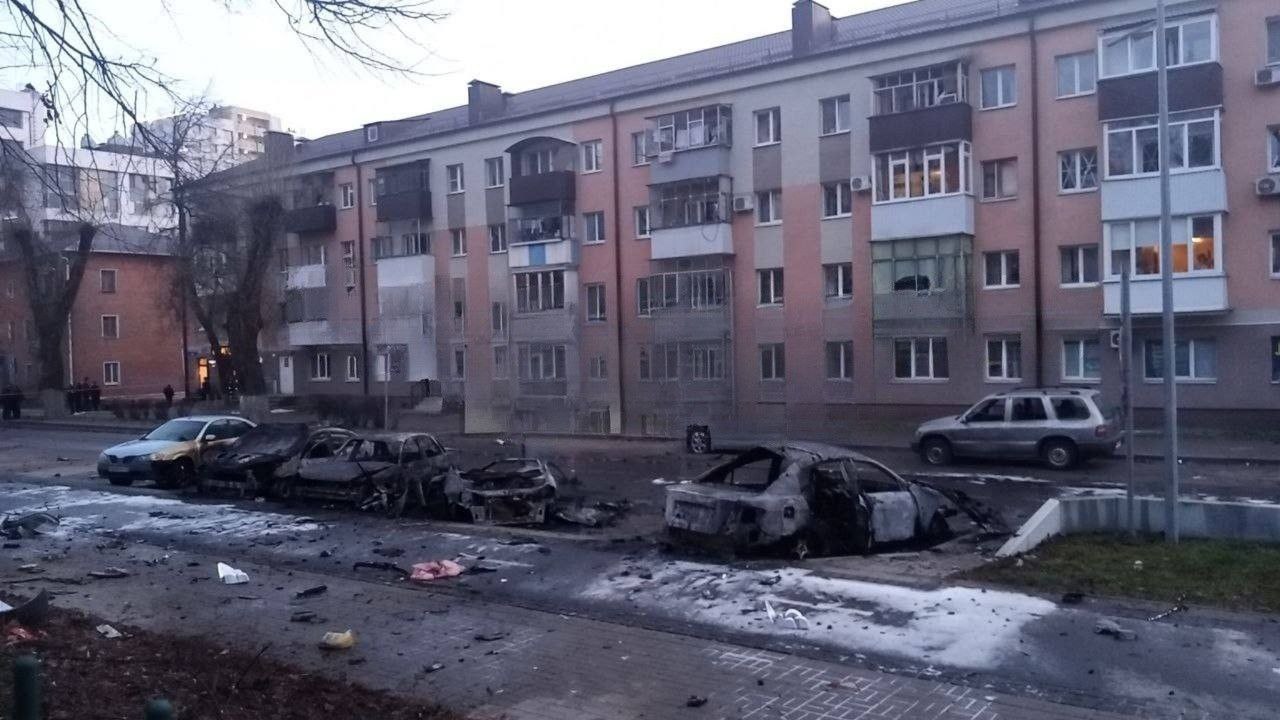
[0,87,47,149]
[136,105,282,174]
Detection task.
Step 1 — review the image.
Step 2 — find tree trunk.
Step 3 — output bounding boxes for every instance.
[223,196,283,396]
[14,223,96,398]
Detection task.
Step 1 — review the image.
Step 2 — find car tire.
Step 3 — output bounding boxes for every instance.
[921,437,953,466]
[156,460,194,490]
[107,475,133,487]
[1041,439,1079,470]
[926,512,951,541]
[686,425,711,455]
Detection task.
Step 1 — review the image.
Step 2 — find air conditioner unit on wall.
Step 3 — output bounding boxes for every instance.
[850,175,872,193]
[732,195,754,213]
[1256,67,1280,88]
[1256,175,1280,197]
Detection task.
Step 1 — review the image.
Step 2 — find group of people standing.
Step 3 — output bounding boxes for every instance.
[66,378,101,413]
[0,384,22,420]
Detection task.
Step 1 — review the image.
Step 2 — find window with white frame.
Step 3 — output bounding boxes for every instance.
[651,105,731,154]
[1055,52,1097,97]
[633,206,650,238]
[521,149,554,175]
[1062,338,1101,380]
[366,125,379,142]
[986,337,1022,381]
[872,62,968,115]
[446,163,464,193]
[520,344,567,380]
[491,302,508,335]
[339,183,355,209]
[488,223,507,253]
[403,233,429,255]
[631,131,650,165]
[824,263,852,299]
[582,140,603,173]
[984,250,1020,288]
[757,268,783,305]
[101,314,119,339]
[754,107,781,145]
[1059,148,1098,192]
[493,346,509,379]
[584,212,606,243]
[1269,126,1280,172]
[451,228,467,256]
[1270,17,1280,65]
[894,337,948,379]
[1105,214,1219,278]
[1272,337,1280,383]
[825,341,853,380]
[346,355,360,382]
[980,66,1017,109]
[453,348,466,379]
[1105,110,1217,178]
[1144,338,1217,382]
[368,178,378,205]
[311,353,330,380]
[514,269,565,313]
[638,343,677,381]
[689,343,725,380]
[1100,14,1216,78]
[100,269,117,293]
[822,181,852,218]
[872,236,969,294]
[1061,245,1100,286]
[585,283,606,321]
[102,361,120,386]
[340,240,356,288]
[372,236,394,259]
[759,343,785,381]
[484,157,505,188]
[588,354,607,380]
[1272,232,1280,278]
[820,95,850,135]
[756,189,781,224]
[873,141,971,203]
[981,158,1018,200]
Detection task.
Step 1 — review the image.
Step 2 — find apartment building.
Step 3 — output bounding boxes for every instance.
[136,105,282,172]
[238,0,1280,436]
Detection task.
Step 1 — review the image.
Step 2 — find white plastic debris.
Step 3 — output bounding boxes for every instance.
[783,608,810,631]
[764,600,778,623]
[217,562,249,585]
[96,624,122,639]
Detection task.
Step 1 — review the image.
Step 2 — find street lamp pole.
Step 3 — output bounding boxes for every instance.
[1156,0,1180,542]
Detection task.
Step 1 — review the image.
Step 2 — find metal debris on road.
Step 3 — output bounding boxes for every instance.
[17,564,42,574]
[294,585,328,599]
[4,625,41,644]
[216,563,249,585]
[422,662,445,674]
[783,608,810,631]
[1,511,61,539]
[88,567,131,579]
[0,590,50,627]
[319,630,357,650]
[1148,596,1189,622]
[372,547,405,558]
[685,695,708,708]
[758,575,782,586]
[352,561,409,578]
[474,632,508,642]
[1094,619,1138,641]
[96,624,123,639]
[289,611,319,623]
[410,560,465,582]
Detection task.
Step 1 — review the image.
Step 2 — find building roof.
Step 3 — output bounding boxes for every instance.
[47,223,176,257]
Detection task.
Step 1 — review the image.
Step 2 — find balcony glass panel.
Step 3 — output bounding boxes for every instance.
[650,105,732,155]
[873,63,968,116]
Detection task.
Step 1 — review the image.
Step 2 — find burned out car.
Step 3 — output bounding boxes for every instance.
[198,424,355,496]
[665,443,962,557]
[434,458,565,525]
[282,432,452,515]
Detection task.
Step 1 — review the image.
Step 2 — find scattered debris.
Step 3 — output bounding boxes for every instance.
[555,507,609,528]
[474,632,508,642]
[1148,596,1189,622]
[372,547,405,558]
[685,695,708,708]
[216,563,250,585]
[319,549,334,559]
[450,460,559,525]
[783,608,810,631]
[294,585,328,599]
[1060,592,1085,605]
[2,542,19,549]
[410,560,465,582]
[422,662,445,674]
[353,561,409,578]
[499,537,540,546]
[96,624,123,639]
[17,564,42,574]
[764,601,778,623]
[4,625,41,644]
[758,576,782,587]
[1094,619,1138,641]
[88,567,131,579]
[2,512,61,539]
[289,611,319,624]
[319,630,357,650]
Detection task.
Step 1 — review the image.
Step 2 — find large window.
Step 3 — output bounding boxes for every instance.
[446,163,464,193]
[585,283,606,322]
[872,236,968,294]
[756,190,781,224]
[1100,14,1216,78]
[754,107,781,145]
[589,354,607,381]
[981,158,1017,200]
[984,250,1020,288]
[1144,339,1217,382]
[759,343,785,381]
[1062,339,1101,381]
[100,269,117,294]
[653,177,726,229]
[1105,110,1217,178]
[1269,17,1280,65]
[581,140,603,173]
[1105,214,1219,277]
[826,341,853,380]
[873,62,967,115]
[690,343,726,381]
[822,182,852,218]
[651,105,731,155]
[873,141,971,203]
[633,206,650,238]
[986,337,1022,381]
[519,344,567,381]
[488,223,507,253]
[1059,148,1098,192]
[484,157,504,187]
[514,270,565,313]
[757,268,783,305]
[980,66,1017,109]
[1056,52,1097,97]
[632,132,650,165]
[1060,245,1100,286]
[824,263,852,299]
[894,337,948,380]
[639,343,679,381]
[636,270,728,315]
[346,355,360,382]
[103,361,121,386]
[450,228,467,257]
[311,353,331,381]
[584,211,606,244]
[101,315,119,339]
[339,183,355,209]
[820,95,850,135]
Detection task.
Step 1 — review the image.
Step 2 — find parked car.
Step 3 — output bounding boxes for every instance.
[912,387,1121,470]
[437,458,566,525]
[97,415,256,488]
[664,443,960,558]
[199,423,355,496]
[282,432,452,516]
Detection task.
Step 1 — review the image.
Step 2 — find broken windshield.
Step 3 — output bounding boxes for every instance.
[143,419,206,442]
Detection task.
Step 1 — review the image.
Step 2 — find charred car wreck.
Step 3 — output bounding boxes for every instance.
[664,443,1005,557]
[200,424,355,496]
[434,458,565,525]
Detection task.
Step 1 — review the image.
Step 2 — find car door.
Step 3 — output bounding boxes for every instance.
[299,437,363,484]
[1007,395,1052,457]
[848,460,918,544]
[199,420,242,465]
[420,435,450,475]
[951,398,1008,456]
[807,460,870,552]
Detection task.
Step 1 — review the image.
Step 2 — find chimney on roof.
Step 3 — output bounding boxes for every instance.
[468,80,506,124]
[264,130,294,164]
[791,0,834,58]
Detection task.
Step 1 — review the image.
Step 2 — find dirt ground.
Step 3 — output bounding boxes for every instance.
[0,600,463,720]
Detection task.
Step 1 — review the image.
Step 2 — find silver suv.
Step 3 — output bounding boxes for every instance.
[911,388,1121,470]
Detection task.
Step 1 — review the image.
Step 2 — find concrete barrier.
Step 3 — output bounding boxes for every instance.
[996,494,1280,557]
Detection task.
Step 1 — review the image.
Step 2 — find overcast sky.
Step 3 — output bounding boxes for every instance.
[38,0,911,140]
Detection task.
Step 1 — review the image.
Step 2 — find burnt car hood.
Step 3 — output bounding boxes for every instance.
[665,484,808,541]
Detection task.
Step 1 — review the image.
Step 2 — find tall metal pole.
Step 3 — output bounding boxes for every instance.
[1156,0,1180,542]
[1121,267,1135,537]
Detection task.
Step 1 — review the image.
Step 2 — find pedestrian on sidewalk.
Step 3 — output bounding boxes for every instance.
[0,384,21,419]
[66,382,79,413]
[163,384,175,406]
[90,381,101,411]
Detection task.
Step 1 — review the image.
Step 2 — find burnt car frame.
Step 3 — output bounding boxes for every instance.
[198,424,356,496]
[282,432,452,515]
[665,443,960,558]
[434,458,565,525]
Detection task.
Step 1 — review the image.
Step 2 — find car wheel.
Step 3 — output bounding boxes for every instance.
[156,460,194,490]
[1041,439,1078,470]
[921,437,953,466]
[107,475,133,487]
[926,512,951,541]
[687,426,711,455]
[274,478,296,501]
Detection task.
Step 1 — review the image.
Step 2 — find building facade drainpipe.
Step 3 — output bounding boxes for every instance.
[607,101,626,435]
[1029,16,1046,387]
[352,152,371,397]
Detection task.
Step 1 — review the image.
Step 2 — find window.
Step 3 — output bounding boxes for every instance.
[981,158,1017,200]
[1062,339,1101,381]
[631,132,650,165]
[1051,396,1092,421]
[488,224,507,253]
[1060,245,1100,286]
[103,361,120,386]
[872,236,969,294]
[493,346,509,379]
[636,269,728,315]
[1272,233,1280,278]
[824,263,852,299]
[100,269,117,293]
[340,240,356,287]
[451,228,467,256]
[368,179,378,205]
[822,182,852,218]
[986,337,1022,381]
[689,343,725,380]
[1010,396,1048,422]
[984,250,1020,288]
[0,108,21,128]
[759,343,785,381]
[651,105,731,154]
[589,354,607,380]
[1106,214,1219,277]
[582,140,603,173]
[820,95,850,135]
[639,343,678,381]
[101,315,119,339]
[311,353,331,380]
[339,183,355,209]
[447,163,464,193]
[402,233,428,255]
[894,337,948,380]
[1055,52,1097,97]
[1272,337,1280,383]
[491,302,508,335]
[365,125,378,142]
[301,243,326,266]
[346,355,360,382]
[514,269,565,313]
[633,206,650,238]
[1105,110,1217,178]
[484,157,504,188]
[1059,148,1098,193]
[754,107,781,145]
[585,283,606,322]
[1270,17,1280,65]
[1269,126,1280,173]
[756,190,781,224]
[453,348,466,379]
[874,141,971,202]
[584,211,606,244]
[757,268,783,305]
[1144,338,1217,382]
[873,62,968,115]
[1100,14,1216,78]
[825,341,853,380]
[521,149,554,176]
[520,344,567,381]
[980,66,1016,109]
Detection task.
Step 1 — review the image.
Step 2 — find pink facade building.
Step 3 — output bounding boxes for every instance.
[241,0,1280,435]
